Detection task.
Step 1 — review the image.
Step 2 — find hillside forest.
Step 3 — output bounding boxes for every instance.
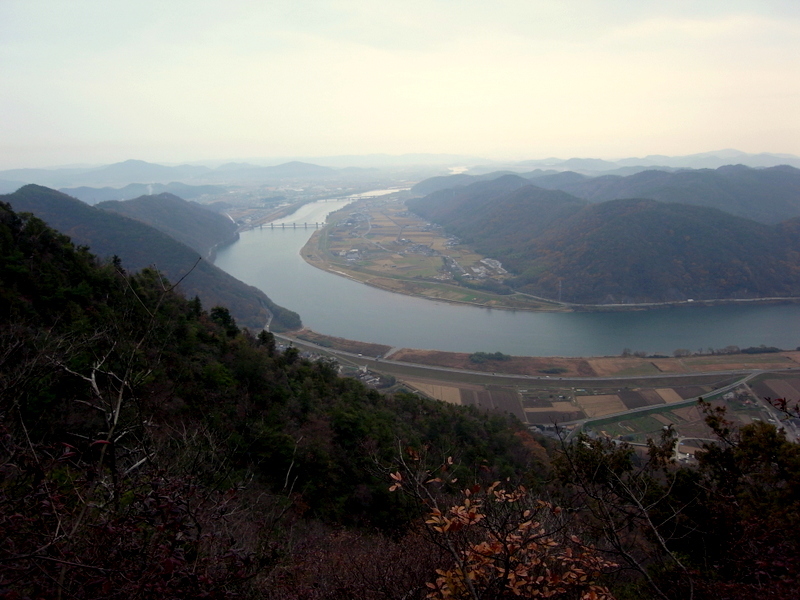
[2,201,800,599]
[3,185,300,331]
[407,169,800,304]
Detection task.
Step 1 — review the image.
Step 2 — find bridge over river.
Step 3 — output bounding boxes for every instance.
[259,221,322,230]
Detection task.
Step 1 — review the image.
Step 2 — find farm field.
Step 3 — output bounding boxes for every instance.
[750,375,800,402]
[302,195,564,311]
[280,335,800,440]
[384,348,800,381]
[392,374,735,427]
[582,378,798,444]
[391,369,799,435]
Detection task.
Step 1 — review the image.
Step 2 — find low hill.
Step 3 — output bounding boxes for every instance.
[4,185,300,330]
[517,198,800,303]
[408,178,800,304]
[97,193,238,258]
[2,197,798,600]
[207,160,338,183]
[411,174,533,215]
[534,164,800,224]
[410,179,588,245]
[410,171,516,195]
[0,159,342,187]
[0,160,212,188]
[412,164,800,225]
[82,159,210,185]
[0,200,546,597]
[60,182,228,204]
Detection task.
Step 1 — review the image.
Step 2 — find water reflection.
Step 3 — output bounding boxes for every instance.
[216,200,800,356]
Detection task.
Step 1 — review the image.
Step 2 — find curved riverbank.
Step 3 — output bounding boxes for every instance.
[299,194,800,314]
[281,329,800,380]
[213,196,800,357]
[302,228,800,315]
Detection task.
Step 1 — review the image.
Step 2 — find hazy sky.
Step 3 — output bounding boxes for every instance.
[2,0,799,168]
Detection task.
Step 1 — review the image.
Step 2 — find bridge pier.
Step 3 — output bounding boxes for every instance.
[266,221,321,231]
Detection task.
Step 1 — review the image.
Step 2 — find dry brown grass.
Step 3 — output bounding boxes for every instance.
[292,330,392,357]
[672,405,702,422]
[403,379,463,404]
[785,351,800,365]
[762,378,800,401]
[387,349,597,377]
[650,359,688,373]
[524,401,576,413]
[586,358,648,376]
[655,388,686,404]
[576,395,627,418]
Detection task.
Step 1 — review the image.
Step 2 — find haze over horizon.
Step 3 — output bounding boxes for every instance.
[2,1,799,170]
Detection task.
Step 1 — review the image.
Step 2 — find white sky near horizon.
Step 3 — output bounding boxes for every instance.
[1,0,799,169]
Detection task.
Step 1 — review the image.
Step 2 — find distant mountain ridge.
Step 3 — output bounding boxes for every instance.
[530,164,800,224]
[4,149,799,188]
[407,177,800,304]
[412,164,800,224]
[4,185,300,330]
[60,182,228,204]
[511,149,800,172]
[0,159,358,188]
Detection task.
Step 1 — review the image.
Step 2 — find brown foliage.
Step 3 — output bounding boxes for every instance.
[388,452,617,600]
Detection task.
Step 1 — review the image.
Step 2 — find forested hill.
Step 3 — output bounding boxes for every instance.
[0,200,547,597]
[412,173,534,215]
[97,192,238,258]
[414,164,800,224]
[410,170,518,195]
[414,178,589,243]
[61,182,227,204]
[4,184,299,330]
[3,200,799,599]
[517,199,800,304]
[535,164,800,224]
[407,179,800,304]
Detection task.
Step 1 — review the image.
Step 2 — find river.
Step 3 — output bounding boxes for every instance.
[214,194,800,357]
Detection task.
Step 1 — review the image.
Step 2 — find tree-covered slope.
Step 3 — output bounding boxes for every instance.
[535,164,800,224]
[515,198,800,303]
[4,184,299,330]
[410,174,533,219]
[410,171,518,195]
[413,165,800,224]
[408,178,800,304]
[3,200,799,599]
[61,181,227,204]
[409,180,588,250]
[0,201,546,597]
[97,192,238,257]
[0,200,541,514]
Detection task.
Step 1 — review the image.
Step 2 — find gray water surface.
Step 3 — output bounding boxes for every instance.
[215,199,800,357]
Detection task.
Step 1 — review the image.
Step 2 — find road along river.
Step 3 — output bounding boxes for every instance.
[214,195,800,357]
